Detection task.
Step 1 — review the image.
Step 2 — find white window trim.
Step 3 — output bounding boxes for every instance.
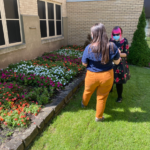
[39,0,62,40]
[0,0,22,49]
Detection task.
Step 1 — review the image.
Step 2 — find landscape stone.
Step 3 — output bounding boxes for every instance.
[21,125,39,147]
[49,96,66,114]
[32,118,45,131]
[38,108,54,124]
[4,138,24,150]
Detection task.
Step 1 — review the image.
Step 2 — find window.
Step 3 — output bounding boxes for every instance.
[38,1,62,39]
[0,11,5,46]
[0,0,22,48]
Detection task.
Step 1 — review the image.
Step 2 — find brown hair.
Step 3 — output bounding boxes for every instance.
[90,23,110,64]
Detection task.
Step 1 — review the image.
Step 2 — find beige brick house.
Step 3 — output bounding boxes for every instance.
[0,0,144,68]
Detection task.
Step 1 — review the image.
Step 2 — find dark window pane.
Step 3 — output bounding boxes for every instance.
[0,11,1,19]
[40,21,47,38]
[48,3,54,19]
[0,20,5,46]
[56,21,61,35]
[4,0,19,19]
[7,20,21,44]
[49,21,55,36]
[56,5,61,20]
[38,1,46,19]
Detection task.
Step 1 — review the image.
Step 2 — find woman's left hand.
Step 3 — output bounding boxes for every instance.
[82,63,88,67]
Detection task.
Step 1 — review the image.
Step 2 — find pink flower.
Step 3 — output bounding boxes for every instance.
[4,122,7,126]
[116,69,120,74]
[126,45,129,49]
[116,78,119,83]
[120,39,125,44]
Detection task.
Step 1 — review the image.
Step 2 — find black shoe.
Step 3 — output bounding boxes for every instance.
[116,97,122,103]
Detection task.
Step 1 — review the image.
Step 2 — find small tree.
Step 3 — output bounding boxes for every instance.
[128,9,150,67]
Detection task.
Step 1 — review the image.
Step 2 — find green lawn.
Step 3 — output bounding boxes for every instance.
[29,66,150,150]
[146,37,150,47]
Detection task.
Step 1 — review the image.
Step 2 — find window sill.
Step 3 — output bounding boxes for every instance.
[0,43,26,55]
[41,36,64,44]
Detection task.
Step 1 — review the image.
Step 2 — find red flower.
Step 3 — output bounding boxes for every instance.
[20,115,24,118]
[116,78,120,83]
[116,69,120,74]
[0,116,4,121]
[14,118,17,121]
[17,123,20,126]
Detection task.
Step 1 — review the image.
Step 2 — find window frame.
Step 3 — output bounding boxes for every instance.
[38,0,62,40]
[0,0,22,49]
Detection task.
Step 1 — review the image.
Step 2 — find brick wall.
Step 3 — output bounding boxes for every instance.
[19,0,38,16]
[67,0,144,45]
[18,0,67,17]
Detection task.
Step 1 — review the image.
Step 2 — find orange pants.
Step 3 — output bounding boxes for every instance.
[82,69,114,119]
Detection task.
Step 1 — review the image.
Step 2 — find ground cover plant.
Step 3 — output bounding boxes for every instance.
[29,66,150,150]
[60,45,84,52]
[0,46,85,146]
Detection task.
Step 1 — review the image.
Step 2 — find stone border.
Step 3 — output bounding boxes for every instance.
[2,72,86,150]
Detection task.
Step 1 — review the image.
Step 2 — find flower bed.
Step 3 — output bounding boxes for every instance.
[0,45,85,146]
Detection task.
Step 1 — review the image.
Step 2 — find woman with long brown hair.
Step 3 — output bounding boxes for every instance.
[81,23,120,122]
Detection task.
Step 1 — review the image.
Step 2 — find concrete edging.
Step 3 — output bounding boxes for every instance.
[2,72,86,150]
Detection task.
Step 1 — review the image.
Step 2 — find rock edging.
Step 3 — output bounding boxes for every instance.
[2,72,85,150]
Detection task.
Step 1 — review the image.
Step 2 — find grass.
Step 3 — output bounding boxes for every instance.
[146,37,150,47]
[29,66,150,150]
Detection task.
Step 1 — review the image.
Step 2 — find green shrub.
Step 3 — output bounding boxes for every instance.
[128,9,150,67]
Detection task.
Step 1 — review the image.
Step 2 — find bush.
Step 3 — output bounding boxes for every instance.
[128,9,150,67]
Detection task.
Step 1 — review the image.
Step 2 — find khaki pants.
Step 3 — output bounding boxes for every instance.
[82,69,114,119]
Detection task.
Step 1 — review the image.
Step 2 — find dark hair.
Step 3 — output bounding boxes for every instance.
[113,26,123,34]
[90,23,110,64]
